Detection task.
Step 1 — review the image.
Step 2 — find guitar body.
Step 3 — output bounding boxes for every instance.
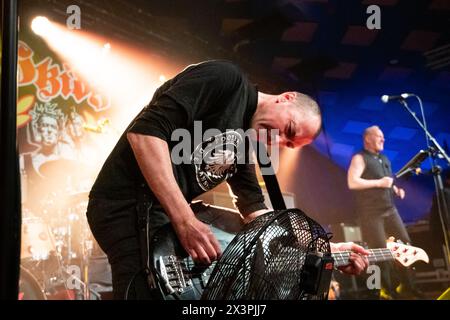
[150,223,226,300]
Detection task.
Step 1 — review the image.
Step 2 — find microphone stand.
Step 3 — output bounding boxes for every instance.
[398,98,450,266]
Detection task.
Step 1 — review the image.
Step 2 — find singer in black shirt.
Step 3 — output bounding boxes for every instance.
[348,125,423,299]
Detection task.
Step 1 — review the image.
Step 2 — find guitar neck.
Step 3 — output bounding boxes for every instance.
[332,248,394,268]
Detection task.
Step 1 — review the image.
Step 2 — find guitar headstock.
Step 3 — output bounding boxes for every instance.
[386,237,429,267]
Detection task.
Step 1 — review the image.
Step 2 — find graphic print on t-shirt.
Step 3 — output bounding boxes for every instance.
[191,131,243,191]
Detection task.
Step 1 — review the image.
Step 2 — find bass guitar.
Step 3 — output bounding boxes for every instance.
[151,225,429,300]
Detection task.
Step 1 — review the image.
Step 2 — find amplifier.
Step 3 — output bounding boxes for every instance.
[406,221,449,273]
[329,223,363,243]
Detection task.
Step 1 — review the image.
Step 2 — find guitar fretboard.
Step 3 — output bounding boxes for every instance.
[332,248,394,268]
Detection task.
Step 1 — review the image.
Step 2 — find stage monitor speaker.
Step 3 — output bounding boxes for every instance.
[406,220,448,272]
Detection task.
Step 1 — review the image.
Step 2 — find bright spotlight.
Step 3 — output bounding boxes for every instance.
[159,75,166,82]
[31,16,51,36]
[101,43,111,56]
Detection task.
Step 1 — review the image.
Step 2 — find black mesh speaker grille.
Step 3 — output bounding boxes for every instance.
[201,209,331,300]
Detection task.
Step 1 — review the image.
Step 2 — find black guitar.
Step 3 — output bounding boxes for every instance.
[150,222,236,300]
[150,223,429,300]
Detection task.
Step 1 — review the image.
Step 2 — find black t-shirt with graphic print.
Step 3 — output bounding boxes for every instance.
[89,60,267,215]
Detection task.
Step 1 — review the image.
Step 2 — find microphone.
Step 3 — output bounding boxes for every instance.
[381,93,414,103]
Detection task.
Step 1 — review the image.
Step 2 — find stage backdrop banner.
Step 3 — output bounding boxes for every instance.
[17,38,114,212]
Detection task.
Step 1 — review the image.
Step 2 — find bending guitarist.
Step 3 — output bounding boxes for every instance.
[86,60,369,300]
[348,125,424,299]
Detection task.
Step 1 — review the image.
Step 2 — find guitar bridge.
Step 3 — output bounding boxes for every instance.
[158,255,192,294]
[156,254,216,299]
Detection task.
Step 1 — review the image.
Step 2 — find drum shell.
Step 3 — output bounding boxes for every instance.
[19,266,46,300]
[21,217,56,260]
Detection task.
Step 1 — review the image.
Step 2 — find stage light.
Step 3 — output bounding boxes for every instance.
[31,16,51,36]
[101,43,111,56]
[29,18,180,148]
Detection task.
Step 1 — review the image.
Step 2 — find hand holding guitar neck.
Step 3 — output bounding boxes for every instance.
[332,237,429,269]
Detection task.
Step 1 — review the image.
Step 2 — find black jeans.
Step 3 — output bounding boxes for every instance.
[359,207,415,292]
[86,196,244,300]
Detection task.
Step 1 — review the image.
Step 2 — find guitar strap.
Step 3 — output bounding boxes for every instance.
[135,184,158,295]
[250,140,286,210]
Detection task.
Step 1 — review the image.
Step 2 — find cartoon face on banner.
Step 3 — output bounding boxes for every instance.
[30,103,65,146]
[27,102,75,177]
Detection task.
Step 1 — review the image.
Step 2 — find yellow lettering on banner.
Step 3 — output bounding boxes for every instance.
[17,95,35,128]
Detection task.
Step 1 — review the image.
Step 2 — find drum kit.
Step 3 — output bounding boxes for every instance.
[19,160,111,300]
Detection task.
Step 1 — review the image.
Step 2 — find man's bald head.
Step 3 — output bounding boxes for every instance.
[363,125,385,153]
[290,92,322,139]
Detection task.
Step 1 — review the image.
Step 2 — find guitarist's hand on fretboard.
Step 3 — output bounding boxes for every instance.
[330,242,370,276]
[331,238,429,273]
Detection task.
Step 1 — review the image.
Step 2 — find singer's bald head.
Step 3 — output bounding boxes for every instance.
[363,126,385,154]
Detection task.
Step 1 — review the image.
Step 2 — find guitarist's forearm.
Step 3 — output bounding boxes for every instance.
[127,133,194,224]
